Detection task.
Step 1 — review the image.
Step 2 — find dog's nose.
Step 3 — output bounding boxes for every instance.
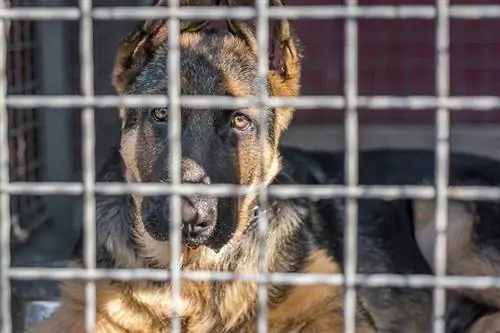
[181,196,216,244]
[179,159,216,245]
[181,200,197,223]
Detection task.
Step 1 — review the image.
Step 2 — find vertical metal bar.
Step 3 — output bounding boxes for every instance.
[167,0,182,332]
[343,0,358,332]
[0,0,11,332]
[79,0,96,331]
[256,0,269,332]
[433,0,450,332]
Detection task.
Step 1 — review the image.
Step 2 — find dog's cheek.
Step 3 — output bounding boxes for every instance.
[236,136,263,186]
[121,130,141,182]
[235,137,279,188]
[206,198,238,251]
[136,124,163,182]
[142,196,170,242]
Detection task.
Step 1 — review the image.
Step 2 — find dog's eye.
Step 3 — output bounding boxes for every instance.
[231,113,252,131]
[151,108,168,122]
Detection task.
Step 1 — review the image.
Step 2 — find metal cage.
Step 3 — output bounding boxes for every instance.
[2,1,500,333]
[6,0,48,247]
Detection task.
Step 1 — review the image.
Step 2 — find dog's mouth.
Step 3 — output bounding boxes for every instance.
[180,218,216,249]
[181,222,213,249]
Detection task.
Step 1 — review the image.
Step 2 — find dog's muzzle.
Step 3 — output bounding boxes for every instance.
[142,194,217,247]
[180,195,217,247]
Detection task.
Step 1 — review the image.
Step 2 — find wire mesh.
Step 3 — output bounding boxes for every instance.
[2,2,500,333]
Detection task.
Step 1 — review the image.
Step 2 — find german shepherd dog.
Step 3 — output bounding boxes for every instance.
[28,0,500,332]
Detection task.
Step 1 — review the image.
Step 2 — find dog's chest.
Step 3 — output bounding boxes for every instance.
[183,250,347,333]
[185,285,344,333]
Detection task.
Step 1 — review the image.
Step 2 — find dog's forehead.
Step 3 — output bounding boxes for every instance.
[129,32,259,97]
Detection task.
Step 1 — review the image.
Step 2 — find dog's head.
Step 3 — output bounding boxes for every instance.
[112,0,301,257]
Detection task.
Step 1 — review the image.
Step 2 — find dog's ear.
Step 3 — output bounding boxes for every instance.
[224,0,301,94]
[266,0,301,133]
[267,0,302,97]
[112,0,213,96]
[225,0,301,133]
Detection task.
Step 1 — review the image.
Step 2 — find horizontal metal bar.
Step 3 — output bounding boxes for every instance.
[5,95,500,110]
[2,6,500,21]
[93,6,255,20]
[1,7,80,20]
[450,5,500,19]
[92,5,437,20]
[3,182,500,201]
[8,268,500,290]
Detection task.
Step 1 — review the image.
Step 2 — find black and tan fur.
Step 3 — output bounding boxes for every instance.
[300,149,500,333]
[27,0,376,331]
[27,0,500,332]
